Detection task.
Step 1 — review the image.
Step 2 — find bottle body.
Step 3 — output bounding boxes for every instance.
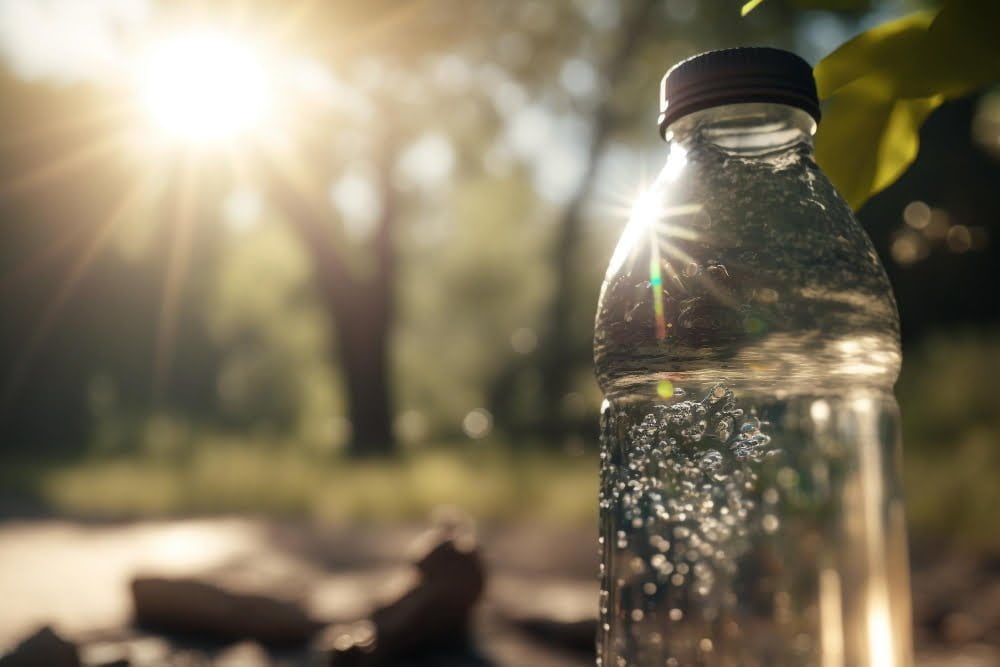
[595,104,912,666]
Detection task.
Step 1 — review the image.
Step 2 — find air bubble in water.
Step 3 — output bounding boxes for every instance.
[699,450,723,473]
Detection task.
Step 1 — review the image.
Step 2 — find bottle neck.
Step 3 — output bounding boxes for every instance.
[663,102,816,156]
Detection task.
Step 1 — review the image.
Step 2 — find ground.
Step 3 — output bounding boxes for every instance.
[0,517,996,666]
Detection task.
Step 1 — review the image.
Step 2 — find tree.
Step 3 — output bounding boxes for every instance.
[257,120,399,455]
[242,0,527,454]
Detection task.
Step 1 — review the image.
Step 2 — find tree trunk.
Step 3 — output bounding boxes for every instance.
[324,277,395,456]
[263,134,397,456]
[330,134,397,456]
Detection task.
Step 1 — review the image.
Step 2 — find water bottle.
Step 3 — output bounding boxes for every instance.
[594,48,912,666]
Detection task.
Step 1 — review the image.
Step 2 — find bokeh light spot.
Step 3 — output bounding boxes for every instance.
[744,317,767,336]
[946,225,972,253]
[656,380,674,399]
[902,201,931,230]
[462,408,493,439]
[510,327,538,355]
[890,232,927,266]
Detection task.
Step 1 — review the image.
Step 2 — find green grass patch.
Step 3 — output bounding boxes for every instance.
[30,438,598,523]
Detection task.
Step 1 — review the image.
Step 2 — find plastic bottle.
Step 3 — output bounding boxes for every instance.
[594,48,912,667]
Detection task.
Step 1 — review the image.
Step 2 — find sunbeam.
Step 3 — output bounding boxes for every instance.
[153,159,200,399]
[0,101,136,152]
[1,177,151,413]
[0,131,131,199]
[268,0,321,45]
[255,137,330,221]
[319,0,432,61]
[1,171,168,293]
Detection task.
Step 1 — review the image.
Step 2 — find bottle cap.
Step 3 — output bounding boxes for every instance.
[659,47,821,139]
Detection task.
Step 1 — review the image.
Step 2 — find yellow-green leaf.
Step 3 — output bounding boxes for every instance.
[924,0,1000,97]
[816,0,1000,101]
[813,10,936,100]
[740,0,766,17]
[871,94,942,194]
[744,0,872,13]
[816,77,888,209]
[814,0,1000,209]
[816,75,943,210]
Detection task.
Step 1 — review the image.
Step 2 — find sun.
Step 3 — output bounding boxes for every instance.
[138,29,273,144]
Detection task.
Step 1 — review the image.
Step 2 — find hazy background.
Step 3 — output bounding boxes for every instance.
[0,0,997,648]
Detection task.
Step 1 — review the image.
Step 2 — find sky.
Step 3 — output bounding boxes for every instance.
[0,0,149,82]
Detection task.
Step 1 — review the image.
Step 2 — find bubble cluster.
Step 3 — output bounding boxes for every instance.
[598,383,779,661]
[607,385,774,577]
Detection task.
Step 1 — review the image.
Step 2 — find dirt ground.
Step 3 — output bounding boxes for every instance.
[0,517,996,666]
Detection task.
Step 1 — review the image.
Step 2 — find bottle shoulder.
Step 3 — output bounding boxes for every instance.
[594,142,901,398]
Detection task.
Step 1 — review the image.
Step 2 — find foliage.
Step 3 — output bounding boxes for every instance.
[815,0,1000,209]
[744,0,1000,209]
[744,0,870,16]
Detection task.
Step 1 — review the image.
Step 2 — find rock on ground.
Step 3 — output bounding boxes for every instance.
[324,517,486,666]
[131,576,320,644]
[0,626,80,667]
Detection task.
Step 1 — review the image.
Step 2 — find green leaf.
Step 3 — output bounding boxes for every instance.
[814,0,1000,208]
[816,75,942,209]
[871,94,942,194]
[741,0,873,14]
[813,10,937,100]
[924,0,1000,97]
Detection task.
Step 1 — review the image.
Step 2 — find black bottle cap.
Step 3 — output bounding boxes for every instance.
[658,47,821,139]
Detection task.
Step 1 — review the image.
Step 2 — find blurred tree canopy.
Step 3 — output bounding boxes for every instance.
[0,0,997,462]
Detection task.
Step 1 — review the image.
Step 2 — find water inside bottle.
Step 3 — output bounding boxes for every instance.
[597,382,911,666]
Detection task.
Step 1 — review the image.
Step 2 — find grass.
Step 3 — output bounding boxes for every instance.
[26,439,598,524]
[19,428,999,551]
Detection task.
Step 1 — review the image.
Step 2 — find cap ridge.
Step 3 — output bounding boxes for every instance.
[658,47,820,138]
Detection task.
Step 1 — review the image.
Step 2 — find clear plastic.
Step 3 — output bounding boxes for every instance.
[594,103,912,666]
